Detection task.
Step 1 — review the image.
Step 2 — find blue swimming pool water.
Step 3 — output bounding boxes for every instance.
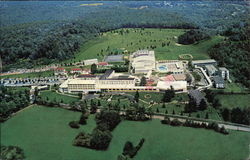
[159,65,167,71]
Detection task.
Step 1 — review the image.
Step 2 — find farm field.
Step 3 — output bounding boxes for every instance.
[216,94,250,109]
[40,90,80,104]
[0,71,54,79]
[1,105,249,160]
[66,28,223,64]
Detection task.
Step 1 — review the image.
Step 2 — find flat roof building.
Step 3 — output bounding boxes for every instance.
[130,50,156,74]
[213,76,225,89]
[104,55,124,63]
[192,59,217,66]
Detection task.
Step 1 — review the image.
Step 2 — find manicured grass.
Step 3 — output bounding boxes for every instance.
[66,28,223,63]
[40,90,80,104]
[2,105,249,160]
[216,94,250,109]
[223,82,248,93]
[0,71,54,79]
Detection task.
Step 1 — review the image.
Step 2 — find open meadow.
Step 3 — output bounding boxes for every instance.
[1,105,249,160]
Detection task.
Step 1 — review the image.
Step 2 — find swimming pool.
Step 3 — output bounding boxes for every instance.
[158,65,167,71]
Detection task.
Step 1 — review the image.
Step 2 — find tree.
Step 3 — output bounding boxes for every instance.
[221,108,230,121]
[140,76,147,86]
[134,91,139,103]
[185,97,196,112]
[205,112,209,119]
[123,141,134,156]
[212,98,221,109]
[90,129,112,150]
[162,103,166,108]
[199,99,207,111]
[91,63,97,74]
[156,108,159,113]
[162,88,175,103]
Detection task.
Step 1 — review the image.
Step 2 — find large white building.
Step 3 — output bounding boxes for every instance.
[130,50,156,74]
[59,70,187,93]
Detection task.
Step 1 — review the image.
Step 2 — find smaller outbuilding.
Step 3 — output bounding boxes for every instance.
[213,76,225,89]
[219,67,230,80]
[104,55,124,63]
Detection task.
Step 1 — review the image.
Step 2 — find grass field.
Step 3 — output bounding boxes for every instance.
[216,94,250,109]
[0,71,54,79]
[66,28,223,64]
[2,106,249,160]
[40,90,80,104]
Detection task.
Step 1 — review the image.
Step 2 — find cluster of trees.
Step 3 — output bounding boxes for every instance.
[73,110,121,150]
[221,107,250,125]
[178,29,210,45]
[208,25,250,87]
[69,111,89,129]
[162,86,175,102]
[184,98,207,113]
[161,116,229,135]
[117,138,145,160]
[204,89,221,109]
[0,86,30,121]
[125,104,152,121]
[1,22,99,71]
[0,146,25,160]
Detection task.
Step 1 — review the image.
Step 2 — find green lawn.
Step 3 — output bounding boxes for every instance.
[216,94,250,109]
[66,28,223,63]
[0,71,54,79]
[40,90,80,104]
[2,106,249,160]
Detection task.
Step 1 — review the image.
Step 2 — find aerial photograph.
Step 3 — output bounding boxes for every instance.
[0,0,249,160]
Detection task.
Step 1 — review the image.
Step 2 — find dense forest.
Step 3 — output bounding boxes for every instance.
[0,7,197,71]
[208,25,250,87]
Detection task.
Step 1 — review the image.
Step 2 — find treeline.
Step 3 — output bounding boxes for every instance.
[221,107,250,125]
[0,7,197,71]
[161,116,229,135]
[208,25,250,87]
[73,110,121,150]
[178,29,210,45]
[0,86,30,121]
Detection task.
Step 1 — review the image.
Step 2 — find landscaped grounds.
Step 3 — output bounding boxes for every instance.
[1,105,249,160]
[66,28,223,63]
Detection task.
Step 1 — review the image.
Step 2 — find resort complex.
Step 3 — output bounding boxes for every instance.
[58,50,230,94]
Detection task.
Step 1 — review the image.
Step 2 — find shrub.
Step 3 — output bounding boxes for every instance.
[69,121,79,129]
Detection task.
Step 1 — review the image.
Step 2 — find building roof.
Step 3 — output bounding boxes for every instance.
[98,62,108,66]
[205,65,218,73]
[99,70,114,80]
[77,74,96,78]
[157,81,187,90]
[71,68,81,71]
[192,59,217,65]
[173,74,186,81]
[219,67,229,71]
[213,76,224,84]
[108,77,135,80]
[104,55,123,62]
[68,79,96,85]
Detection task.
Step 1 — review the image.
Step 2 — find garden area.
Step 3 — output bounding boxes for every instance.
[1,105,249,160]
